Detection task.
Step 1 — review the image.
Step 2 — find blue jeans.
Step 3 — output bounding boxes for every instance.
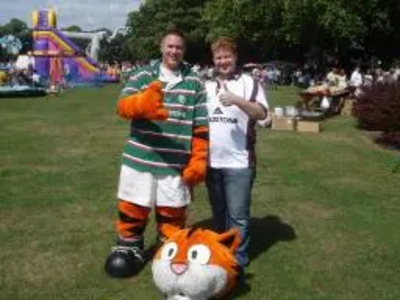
[206,167,255,267]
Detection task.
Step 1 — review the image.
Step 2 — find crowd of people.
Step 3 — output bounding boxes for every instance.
[0,61,43,87]
[191,62,400,93]
[0,59,142,89]
[291,65,400,91]
[2,55,398,93]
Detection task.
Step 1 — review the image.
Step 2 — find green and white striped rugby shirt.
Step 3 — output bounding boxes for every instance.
[118,60,208,176]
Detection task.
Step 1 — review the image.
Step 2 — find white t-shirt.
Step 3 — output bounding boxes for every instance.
[350,70,363,87]
[159,64,182,87]
[206,73,269,169]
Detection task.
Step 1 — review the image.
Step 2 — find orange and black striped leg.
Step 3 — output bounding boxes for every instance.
[116,200,151,241]
[155,206,187,241]
[105,200,151,278]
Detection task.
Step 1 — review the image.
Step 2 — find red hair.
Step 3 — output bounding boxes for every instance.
[211,37,237,54]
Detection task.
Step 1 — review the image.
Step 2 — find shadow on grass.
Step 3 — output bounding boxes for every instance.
[248,215,297,261]
[193,215,297,299]
[193,215,297,261]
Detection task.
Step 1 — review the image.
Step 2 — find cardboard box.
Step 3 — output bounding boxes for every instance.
[272,116,297,131]
[340,99,354,116]
[297,120,321,132]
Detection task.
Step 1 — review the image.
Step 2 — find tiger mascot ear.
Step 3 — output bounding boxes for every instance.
[158,223,181,240]
[217,228,240,254]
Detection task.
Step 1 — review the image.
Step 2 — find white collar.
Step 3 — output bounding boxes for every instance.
[159,64,182,87]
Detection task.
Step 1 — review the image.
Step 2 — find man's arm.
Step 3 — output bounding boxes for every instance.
[226,95,267,120]
[182,81,209,186]
[218,81,268,120]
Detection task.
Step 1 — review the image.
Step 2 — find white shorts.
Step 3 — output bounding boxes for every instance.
[117,165,191,208]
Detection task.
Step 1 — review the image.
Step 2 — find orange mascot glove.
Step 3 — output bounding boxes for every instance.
[182,126,209,186]
[117,81,169,120]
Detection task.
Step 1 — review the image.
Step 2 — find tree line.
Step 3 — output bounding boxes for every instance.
[126,0,399,69]
[1,0,399,69]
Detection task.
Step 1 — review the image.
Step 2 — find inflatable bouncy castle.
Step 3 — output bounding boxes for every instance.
[31,10,106,85]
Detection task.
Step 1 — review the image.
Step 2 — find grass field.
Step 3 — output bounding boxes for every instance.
[1,85,399,300]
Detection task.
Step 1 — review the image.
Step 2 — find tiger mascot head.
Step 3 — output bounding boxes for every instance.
[152,224,241,300]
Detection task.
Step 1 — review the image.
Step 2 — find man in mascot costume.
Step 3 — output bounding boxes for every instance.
[104,28,209,278]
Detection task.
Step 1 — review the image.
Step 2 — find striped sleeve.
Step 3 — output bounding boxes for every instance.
[193,81,208,128]
[119,68,153,99]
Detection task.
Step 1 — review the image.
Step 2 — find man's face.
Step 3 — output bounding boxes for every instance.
[213,48,237,77]
[161,34,185,70]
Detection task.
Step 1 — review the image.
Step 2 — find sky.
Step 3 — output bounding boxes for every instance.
[0,0,143,30]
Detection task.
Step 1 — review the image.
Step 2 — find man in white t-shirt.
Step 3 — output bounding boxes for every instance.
[349,66,363,96]
[205,37,269,271]
[350,67,363,87]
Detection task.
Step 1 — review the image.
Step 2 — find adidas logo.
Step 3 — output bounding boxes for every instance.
[213,107,223,115]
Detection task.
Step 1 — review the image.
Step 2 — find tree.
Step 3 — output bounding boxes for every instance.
[98,34,131,63]
[0,18,31,60]
[60,25,82,32]
[202,0,287,62]
[125,0,207,62]
[0,18,28,36]
[202,0,399,66]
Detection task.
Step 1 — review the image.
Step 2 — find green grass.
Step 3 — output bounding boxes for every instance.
[1,85,399,300]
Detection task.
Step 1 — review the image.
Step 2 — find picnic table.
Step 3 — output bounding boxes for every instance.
[299,85,350,116]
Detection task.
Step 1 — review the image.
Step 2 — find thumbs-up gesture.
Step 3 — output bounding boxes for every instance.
[218,80,240,107]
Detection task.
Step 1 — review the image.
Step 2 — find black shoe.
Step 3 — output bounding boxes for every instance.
[104,239,145,278]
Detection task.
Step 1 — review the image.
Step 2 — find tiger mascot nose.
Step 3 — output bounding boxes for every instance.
[171,262,188,275]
